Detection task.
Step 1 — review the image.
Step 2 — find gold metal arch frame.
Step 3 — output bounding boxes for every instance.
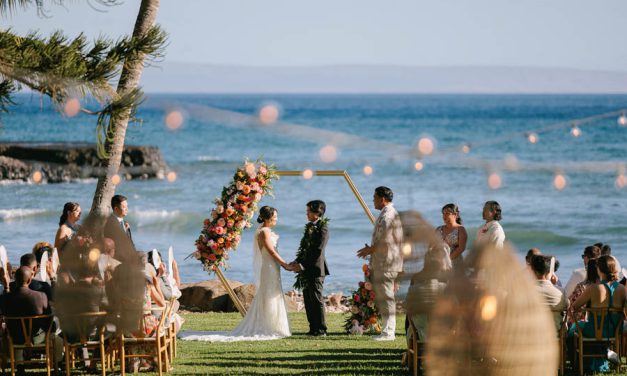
[215,170,376,317]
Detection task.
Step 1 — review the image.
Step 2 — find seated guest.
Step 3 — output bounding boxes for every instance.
[0,260,12,294]
[8,253,53,301]
[98,238,121,281]
[570,255,627,373]
[567,258,599,325]
[530,255,568,333]
[564,245,601,297]
[0,267,62,367]
[406,244,452,341]
[525,248,542,266]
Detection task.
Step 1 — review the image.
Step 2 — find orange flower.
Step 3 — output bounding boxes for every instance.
[225,207,235,216]
[362,264,369,273]
[241,205,248,213]
[242,185,251,194]
[201,252,210,259]
[217,237,224,244]
[215,248,224,255]
[203,219,210,226]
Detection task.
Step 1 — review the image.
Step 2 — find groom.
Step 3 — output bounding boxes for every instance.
[290,200,330,336]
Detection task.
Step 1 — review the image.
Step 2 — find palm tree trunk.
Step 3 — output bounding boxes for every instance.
[89,0,160,222]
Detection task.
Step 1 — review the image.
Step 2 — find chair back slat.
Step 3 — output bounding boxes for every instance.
[60,311,107,345]
[5,314,53,346]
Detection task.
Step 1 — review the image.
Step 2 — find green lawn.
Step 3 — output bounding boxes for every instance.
[169,312,408,375]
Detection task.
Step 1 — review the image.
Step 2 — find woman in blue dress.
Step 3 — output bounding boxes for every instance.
[570,255,627,373]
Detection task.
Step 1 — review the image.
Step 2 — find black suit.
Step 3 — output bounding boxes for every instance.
[295,220,330,334]
[103,215,136,263]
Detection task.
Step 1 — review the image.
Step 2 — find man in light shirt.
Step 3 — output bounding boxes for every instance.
[474,201,505,249]
[530,255,568,333]
[357,186,404,341]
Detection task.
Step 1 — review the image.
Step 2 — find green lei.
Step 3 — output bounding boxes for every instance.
[293,217,330,291]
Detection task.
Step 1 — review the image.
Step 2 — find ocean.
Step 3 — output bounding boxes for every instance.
[1,93,626,294]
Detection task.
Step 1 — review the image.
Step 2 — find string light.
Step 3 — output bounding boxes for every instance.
[362,165,373,176]
[461,144,471,154]
[258,103,280,125]
[166,171,177,182]
[414,161,424,171]
[570,125,581,137]
[111,174,121,185]
[553,174,567,191]
[319,145,338,163]
[616,174,626,189]
[527,133,539,144]
[487,173,502,190]
[504,154,520,171]
[618,113,627,127]
[302,169,314,180]
[165,110,184,130]
[31,170,43,184]
[480,295,498,321]
[416,137,435,156]
[63,98,81,117]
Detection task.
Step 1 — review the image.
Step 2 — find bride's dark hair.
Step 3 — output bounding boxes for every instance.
[256,206,277,224]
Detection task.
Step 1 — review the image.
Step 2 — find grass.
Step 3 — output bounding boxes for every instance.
[169,312,408,375]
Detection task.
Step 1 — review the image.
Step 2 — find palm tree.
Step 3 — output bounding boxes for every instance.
[0,0,166,228]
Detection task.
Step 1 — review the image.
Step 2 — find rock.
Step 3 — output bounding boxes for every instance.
[225,283,257,312]
[179,279,243,312]
[0,143,167,183]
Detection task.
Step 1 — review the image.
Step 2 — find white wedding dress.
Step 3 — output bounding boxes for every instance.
[180,227,291,342]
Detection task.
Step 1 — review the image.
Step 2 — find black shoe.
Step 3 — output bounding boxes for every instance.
[313,331,327,337]
[306,330,316,336]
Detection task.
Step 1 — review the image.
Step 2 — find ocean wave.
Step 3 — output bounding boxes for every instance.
[504,229,579,247]
[0,208,49,221]
[196,155,223,162]
[131,209,181,221]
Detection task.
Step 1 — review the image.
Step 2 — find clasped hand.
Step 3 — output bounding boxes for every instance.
[282,262,302,272]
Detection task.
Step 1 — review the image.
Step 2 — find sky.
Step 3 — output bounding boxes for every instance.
[3,0,627,72]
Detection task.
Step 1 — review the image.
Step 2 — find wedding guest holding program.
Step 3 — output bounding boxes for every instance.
[104,194,136,263]
[435,203,467,269]
[54,202,82,251]
[357,186,404,341]
[474,201,505,249]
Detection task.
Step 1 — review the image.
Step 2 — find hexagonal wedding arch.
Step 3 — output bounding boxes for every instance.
[194,166,375,317]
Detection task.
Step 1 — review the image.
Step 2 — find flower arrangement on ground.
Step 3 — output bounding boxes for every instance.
[193,160,277,272]
[344,264,381,334]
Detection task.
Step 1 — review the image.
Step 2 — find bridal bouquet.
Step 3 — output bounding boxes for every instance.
[344,264,381,334]
[193,160,277,272]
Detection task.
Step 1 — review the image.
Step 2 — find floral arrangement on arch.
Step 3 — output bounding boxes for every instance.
[193,160,278,272]
[344,264,381,334]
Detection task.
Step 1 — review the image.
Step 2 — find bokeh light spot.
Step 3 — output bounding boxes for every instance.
[111,174,121,185]
[414,161,424,171]
[166,171,177,182]
[31,171,43,184]
[616,174,626,189]
[527,133,539,144]
[402,243,412,257]
[488,173,502,190]
[165,110,184,130]
[259,104,280,125]
[480,295,498,321]
[618,114,627,127]
[302,169,314,180]
[64,98,81,117]
[417,137,435,155]
[88,248,101,262]
[571,126,581,137]
[553,174,567,191]
[363,165,373,176]
[319,145,338,163]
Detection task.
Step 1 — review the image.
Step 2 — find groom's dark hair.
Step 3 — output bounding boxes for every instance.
[375,186,393,202]
[307,200,326,216]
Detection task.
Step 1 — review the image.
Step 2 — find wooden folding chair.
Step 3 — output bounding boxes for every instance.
[164,297,177,364]
[60,311,109,376]
[406,317,426,376]
[553,310,567,376]
[573,307,624,376]
[4,314,55,376]
[117,303,171,376]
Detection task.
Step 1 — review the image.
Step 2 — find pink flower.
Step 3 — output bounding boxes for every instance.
[210,243,218,251]
[259,165,267,174]
[254,193,262,201]
[216,205,224,214]
[354,294,360,303]
[250,182,260,192]
[208,254,217,262]
[214,226,225,235]
[234,235,241,243]
[227,219,234,228]
[369,291,375,300]
[217,218,226,227]
[364,282,373,291]
[367,300,374,308]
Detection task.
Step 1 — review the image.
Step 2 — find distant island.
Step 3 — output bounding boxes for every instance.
[142,63,627,94]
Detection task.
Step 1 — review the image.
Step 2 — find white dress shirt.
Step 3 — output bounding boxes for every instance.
[475,220,505,249]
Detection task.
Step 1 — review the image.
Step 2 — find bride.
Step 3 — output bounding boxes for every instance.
[181,206,291,341]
